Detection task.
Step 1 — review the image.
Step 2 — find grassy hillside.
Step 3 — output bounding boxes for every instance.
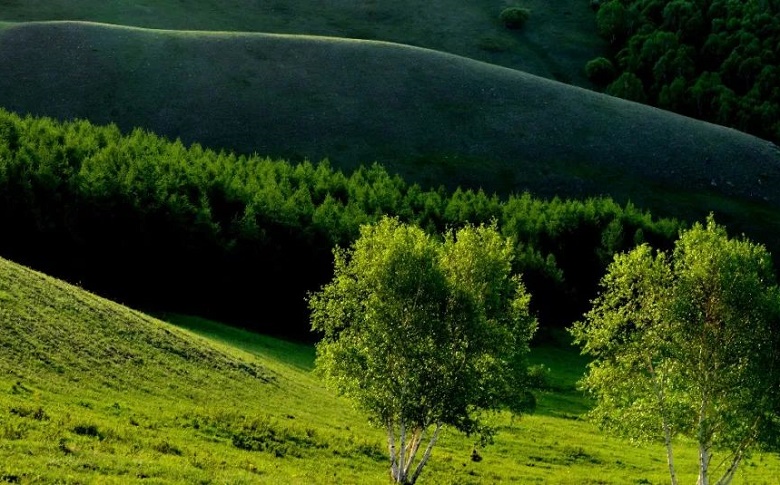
[0,0,603,87]
[1,21,779,241]
[2,256,780,483]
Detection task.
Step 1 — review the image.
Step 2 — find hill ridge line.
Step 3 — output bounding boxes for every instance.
[0,17,752,126]
[1,19,779,237]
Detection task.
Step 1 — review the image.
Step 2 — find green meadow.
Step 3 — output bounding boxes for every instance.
[2,257,779,483]
[2,1,780,483]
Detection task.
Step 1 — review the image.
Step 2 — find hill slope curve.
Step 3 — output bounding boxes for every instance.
[1,21,779,228]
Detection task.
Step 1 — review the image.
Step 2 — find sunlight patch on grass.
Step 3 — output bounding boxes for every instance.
[2,253,779,482]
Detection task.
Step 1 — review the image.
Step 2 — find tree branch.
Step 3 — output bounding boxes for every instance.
[402,426,425,478]
[410,423,443,484]
[713,416,760,485]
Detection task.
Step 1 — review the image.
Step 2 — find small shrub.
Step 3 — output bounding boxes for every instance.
[73,424,103,439]
[2,421,28,440]
[153,440,183,456]
[0,474,21,484]
[353,440,385,462]
[562,445,603,464]
[500,7,531,29]
[10,405,49,421]
[527,364,552,390]
[58,438,76,454]
[10,382,30,394]
[585,57,617,86]
[231,416,303,458]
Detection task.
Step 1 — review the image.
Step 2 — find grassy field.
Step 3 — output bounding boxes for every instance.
[1,20,779,243]
[2,256,780,483]
[2,3,780,483]
[0,0,603,87]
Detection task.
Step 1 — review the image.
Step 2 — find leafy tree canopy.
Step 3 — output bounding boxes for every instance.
[589,0,780,143]
[571,215,780,485]
[309,217,537,484]
[0,108,680,337]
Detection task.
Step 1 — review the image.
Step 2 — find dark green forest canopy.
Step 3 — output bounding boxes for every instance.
[0,109,682,337]
[592,0,780,143]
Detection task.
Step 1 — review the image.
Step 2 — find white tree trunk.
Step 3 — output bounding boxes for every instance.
[647,358,678,485]
[387,422,398,481]
[662,418,679,485]
[698,443,711,485]
[402,427,424,479]
[388,421,444,484]
[696,380,711,485]
[398,420,407,483]
[409,424,443,484]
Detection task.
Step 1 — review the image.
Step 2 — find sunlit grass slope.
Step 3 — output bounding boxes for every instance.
[0,0,602,87]
[1,21,779,238]
[2,256,779,483]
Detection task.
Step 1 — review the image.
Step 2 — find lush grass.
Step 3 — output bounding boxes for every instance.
[2,256,780,483]
[0,0,603,88]
[1,20,779,246]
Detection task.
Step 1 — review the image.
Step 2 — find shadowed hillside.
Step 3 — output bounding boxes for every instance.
[0,0,603,87]
[1,21,779,238]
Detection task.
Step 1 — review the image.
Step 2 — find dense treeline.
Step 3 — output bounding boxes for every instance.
[0,109,680,338]
[590,0,780,143]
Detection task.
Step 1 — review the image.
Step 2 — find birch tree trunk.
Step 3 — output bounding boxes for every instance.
[398,419,407,483]
[387,423,443,484]
[662,417,678,485]
[401,427,424,479]
[648,358,678,485]
[697,443,710,485]
[388,422,398,481]
[409,424,443,484]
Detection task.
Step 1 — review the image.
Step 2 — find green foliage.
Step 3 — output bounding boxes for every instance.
[596,1,637,44]
[0,109,680,337]
[499,7,531,29]
[2,254,780,482]
[606,72,647,103]
[585,57,617,86]
[571,215,780,484]
[592,0,780,142]
[309,218,537,483]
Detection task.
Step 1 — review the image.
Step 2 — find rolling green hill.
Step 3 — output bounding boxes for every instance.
[0,0,603,87]
[1,21,779,242]
[2,256,780,483]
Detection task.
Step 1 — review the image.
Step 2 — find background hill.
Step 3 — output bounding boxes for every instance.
[3,255,779,483]
[1,21,779,243]
[0,0,603,87]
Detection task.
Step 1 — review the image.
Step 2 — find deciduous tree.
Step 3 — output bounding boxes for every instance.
[309,217,537,484]
[571,216,780,485]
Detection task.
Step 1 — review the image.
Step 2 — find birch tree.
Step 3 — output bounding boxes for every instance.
[309,217,537,484]
[571,216,780,485]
